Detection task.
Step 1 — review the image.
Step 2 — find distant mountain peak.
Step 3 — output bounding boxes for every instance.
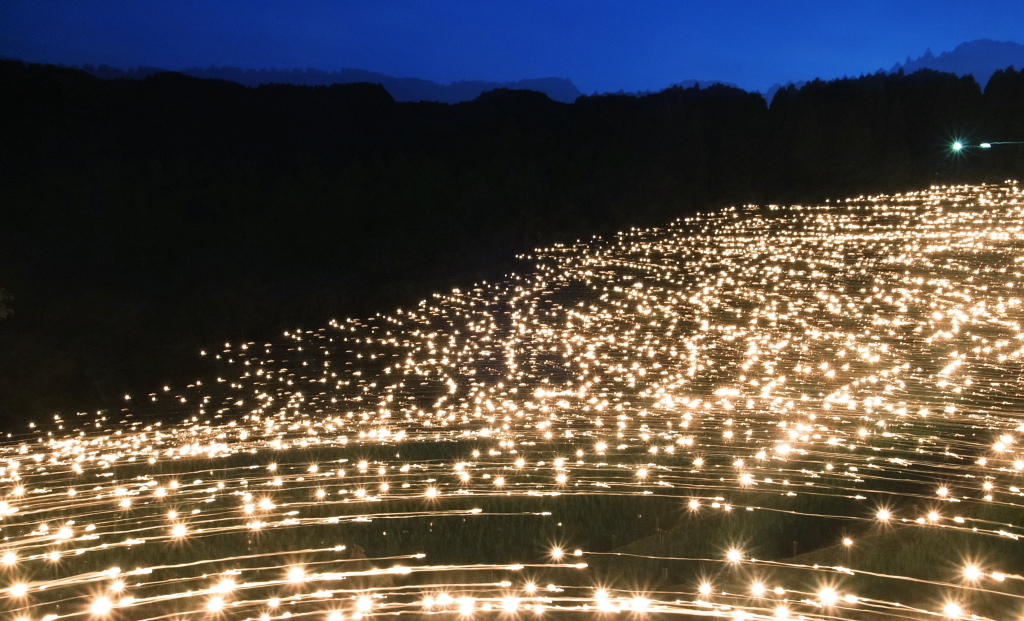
[890,39,1024,86]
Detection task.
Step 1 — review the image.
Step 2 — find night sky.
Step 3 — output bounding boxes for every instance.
[2,1,1023,96]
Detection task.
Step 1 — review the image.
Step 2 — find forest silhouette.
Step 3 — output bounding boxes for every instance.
[1,60,1023,425]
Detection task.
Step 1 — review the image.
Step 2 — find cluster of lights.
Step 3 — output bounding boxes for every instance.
[1,183,1024,619]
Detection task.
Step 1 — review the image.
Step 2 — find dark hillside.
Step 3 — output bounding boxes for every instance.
[1,60,1023,426]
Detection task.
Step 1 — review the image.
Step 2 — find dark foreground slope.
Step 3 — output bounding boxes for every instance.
[1,61,1023,425]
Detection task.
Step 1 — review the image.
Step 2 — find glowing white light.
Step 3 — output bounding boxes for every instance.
[91,596,113,615]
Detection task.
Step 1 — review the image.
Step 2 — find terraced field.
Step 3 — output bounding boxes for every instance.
[5,182,1024,620]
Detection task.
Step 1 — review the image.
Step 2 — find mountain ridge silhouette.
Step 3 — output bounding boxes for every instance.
[66,63,583,104]
[890,39,1024,86]
[35,38,1024,104]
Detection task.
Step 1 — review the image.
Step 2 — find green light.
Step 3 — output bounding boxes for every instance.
[952,141,964,151]
[980,143,992,148]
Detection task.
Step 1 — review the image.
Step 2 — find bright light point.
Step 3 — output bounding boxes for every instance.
[630,597,649,612]
[876,509,891,521]
[2,552,16,565]
[726,548,743,563]
[818,587,838,606]
[171,524,187,537]
[356,596,373,612]
[943,601,963,618]
[842,537,853,546]
[551,547,564,560]
[952,141,963,151]
[91,596,113,615]
[981,143,991,148]
[10,583,28,597]
[751,582,765,596]
[502,597,519,612]
[208,596,225,613]
[288,567,305,583]
[216,579,236,593]
[774,605,790,619]
[328,613,344,621]
[963,565,982,581]
[110,580,124,592]
[698,582,713,596]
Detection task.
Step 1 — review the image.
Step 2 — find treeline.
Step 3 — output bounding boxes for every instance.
[0,60,1022,425]
[71,63,584,104]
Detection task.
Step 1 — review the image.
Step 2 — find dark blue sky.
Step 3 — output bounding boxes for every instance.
[2,0,1022,93]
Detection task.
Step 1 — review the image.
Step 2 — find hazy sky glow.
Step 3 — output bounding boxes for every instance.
[2,0,1022,93]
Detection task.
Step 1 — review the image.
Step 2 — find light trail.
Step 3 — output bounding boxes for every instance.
[3,182,1024,620]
